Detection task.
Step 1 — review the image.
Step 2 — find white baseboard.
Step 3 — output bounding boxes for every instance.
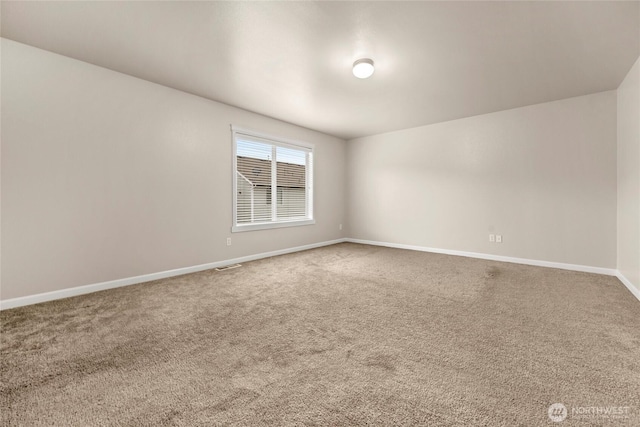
[0,238,347,310]
[4,237,636,310]
[346,238,640,303]
[345,238,618,276]
[615,271,640,302]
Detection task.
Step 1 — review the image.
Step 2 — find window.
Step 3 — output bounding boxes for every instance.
[232,126,314,232]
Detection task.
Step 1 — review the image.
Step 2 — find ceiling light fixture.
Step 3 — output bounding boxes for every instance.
[353,58,374,79]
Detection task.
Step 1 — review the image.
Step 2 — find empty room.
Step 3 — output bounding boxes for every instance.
[1,1,639,425]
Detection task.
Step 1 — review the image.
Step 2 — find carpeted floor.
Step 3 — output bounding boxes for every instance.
[1,243,639,426]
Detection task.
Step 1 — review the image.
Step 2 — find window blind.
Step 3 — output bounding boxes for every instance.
[233,128,313,231]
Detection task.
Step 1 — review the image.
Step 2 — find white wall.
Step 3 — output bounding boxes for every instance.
[617,57,640,293]
[347,91,617,269]
[0,39,346,301]
[1,37,632,304]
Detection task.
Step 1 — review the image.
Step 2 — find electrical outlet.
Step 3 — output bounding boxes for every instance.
[339,224,343,230]
[226,238,232,246]
[489,234,495,242]
[496,235,502,243]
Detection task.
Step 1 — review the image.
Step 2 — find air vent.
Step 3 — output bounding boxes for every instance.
[215,264,242,272]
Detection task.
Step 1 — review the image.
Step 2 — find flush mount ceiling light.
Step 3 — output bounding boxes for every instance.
[353,58,374,79]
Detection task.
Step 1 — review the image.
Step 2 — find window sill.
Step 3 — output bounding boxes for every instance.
[232,219,315,233]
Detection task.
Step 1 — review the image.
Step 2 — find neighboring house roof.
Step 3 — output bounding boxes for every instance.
[237,156,306,188]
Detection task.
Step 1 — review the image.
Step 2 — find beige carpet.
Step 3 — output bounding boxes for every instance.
[1,243,639,426]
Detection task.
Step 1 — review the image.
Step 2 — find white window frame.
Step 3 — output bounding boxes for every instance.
[231,125,315,233]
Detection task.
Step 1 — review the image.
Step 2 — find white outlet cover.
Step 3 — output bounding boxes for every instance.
[489,234,495,242]
[496,235,502,243]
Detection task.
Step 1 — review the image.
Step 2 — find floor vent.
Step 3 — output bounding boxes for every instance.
[215,264,242,272]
